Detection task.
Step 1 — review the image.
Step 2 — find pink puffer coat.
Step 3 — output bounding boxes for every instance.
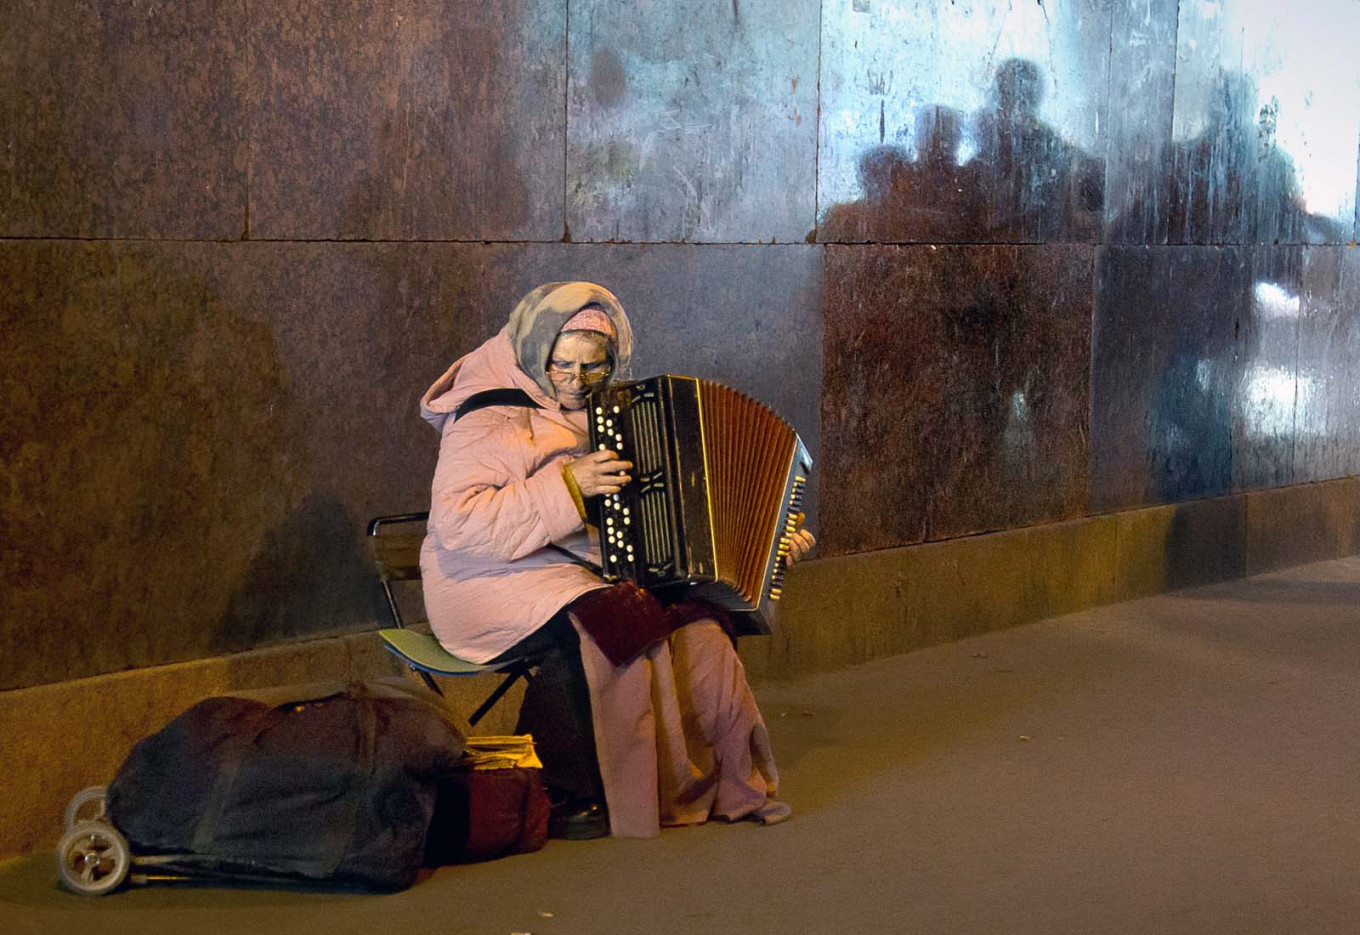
[419,289,789,837]
[418,328,608,662]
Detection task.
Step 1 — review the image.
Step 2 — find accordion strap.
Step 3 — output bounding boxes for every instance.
[454,388,542,421]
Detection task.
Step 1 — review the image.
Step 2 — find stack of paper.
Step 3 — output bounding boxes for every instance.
[460,734,543,770]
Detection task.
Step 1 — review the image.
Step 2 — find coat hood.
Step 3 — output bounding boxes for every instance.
[420,282,632,433]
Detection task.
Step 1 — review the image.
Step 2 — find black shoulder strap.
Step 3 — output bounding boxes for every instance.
[547,543,603,575]
[454,388,543,421]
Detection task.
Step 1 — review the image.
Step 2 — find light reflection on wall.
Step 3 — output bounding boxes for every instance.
[1002,388,1033,463]
[1173,0,1360,226]
[820,0,1360,233]
[1243,278,1315,440]
[1243,364,1305,437]
[819,0,1105,214]
[1252,281,1301,321]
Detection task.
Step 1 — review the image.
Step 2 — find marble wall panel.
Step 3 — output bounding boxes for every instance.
[1234,247,1303,491]
[1295,246,1360,482]
[1167,0,1360,245]
[3,241,292,689]
[1091,246,1253,511]
[1089,247,1164,511]
[0,0,247,238]
[1,240,821,690]
[0,241,493,690]
[820,245,1092,557]
[817,0,1109,245]
[1101,0,1179,245]
[566,0,819,243]
[249,0,566,241]
[1245,477,1360,575]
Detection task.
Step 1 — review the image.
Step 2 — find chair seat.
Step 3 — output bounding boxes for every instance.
[378,629,497,676]
[369,511,537,726]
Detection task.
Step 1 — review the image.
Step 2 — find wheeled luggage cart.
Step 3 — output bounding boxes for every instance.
[55,679,470,896]
[56,786,239,895]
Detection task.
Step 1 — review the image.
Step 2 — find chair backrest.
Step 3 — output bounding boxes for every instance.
[368,512,429,583]
[368,512,430,628]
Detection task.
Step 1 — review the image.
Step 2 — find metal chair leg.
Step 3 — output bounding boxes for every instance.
[414,667,443,697]
[467,669,527,727]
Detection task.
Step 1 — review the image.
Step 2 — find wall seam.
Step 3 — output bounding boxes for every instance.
[1291,246,1304,483]
[812,0,823,240]
[243,0,253,241]
[1100,0,1115,244]
[1166,0,1181,249]
[562,0,571,242]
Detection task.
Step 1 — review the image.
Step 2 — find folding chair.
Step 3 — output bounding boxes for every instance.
[367,512,539,727]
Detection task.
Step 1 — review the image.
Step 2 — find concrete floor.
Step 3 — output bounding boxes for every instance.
[5,555,1360,935]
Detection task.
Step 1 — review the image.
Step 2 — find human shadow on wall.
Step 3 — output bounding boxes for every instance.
[820,107,979,243]
[1168,70,1346,245]
[1127,70,1333,590]
[1110,67,1348,246]
[1162,502,1247,591]
[971,58,1104,242]
[819,60,1094,550]
[1,246,303,690]
[211,493,383,655]
[1138,70,1326,508]
[820,59,1103,244]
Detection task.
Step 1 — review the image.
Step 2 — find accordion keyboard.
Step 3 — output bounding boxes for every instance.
[588,375,812,632]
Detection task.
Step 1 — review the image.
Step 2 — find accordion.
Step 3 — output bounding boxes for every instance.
[586,375,812,633]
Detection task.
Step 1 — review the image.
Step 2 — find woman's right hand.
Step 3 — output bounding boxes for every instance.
[567,450,634,497]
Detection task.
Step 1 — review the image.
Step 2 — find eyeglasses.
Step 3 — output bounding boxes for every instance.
[547,359,612,384]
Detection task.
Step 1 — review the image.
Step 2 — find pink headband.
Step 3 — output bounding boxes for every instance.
[561,307,616,338]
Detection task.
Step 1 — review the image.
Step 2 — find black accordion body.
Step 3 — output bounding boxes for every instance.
[586,375,812,634]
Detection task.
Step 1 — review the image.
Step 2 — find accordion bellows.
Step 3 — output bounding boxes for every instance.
[587,375,812,633]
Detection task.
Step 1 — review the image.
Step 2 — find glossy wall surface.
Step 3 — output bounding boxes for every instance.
[4,0,1359,689]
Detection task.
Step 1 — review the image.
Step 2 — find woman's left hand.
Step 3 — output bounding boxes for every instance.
[786,515,816,567]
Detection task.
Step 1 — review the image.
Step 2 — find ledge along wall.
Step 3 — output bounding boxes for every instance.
[3,0,1359,858]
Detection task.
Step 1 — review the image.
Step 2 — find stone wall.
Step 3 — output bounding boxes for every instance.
[4,1,1358,693]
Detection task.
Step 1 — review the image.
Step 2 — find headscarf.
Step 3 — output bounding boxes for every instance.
[505,282,634,397]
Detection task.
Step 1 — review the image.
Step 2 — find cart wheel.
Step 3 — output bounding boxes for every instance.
[63,785,109,830]
[56,821,130,896]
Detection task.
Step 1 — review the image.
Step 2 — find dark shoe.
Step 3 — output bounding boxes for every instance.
[549,799,609,840]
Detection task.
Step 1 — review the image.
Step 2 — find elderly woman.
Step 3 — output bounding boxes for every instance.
[419,282,813,839]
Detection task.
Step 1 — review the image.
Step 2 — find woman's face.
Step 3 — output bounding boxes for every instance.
[546,330,611,410]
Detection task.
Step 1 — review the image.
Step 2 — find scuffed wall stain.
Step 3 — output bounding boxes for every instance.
[591,48,628,108]
[567,0,820,242]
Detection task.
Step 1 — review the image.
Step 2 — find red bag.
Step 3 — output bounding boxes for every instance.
[423,767,550,865]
